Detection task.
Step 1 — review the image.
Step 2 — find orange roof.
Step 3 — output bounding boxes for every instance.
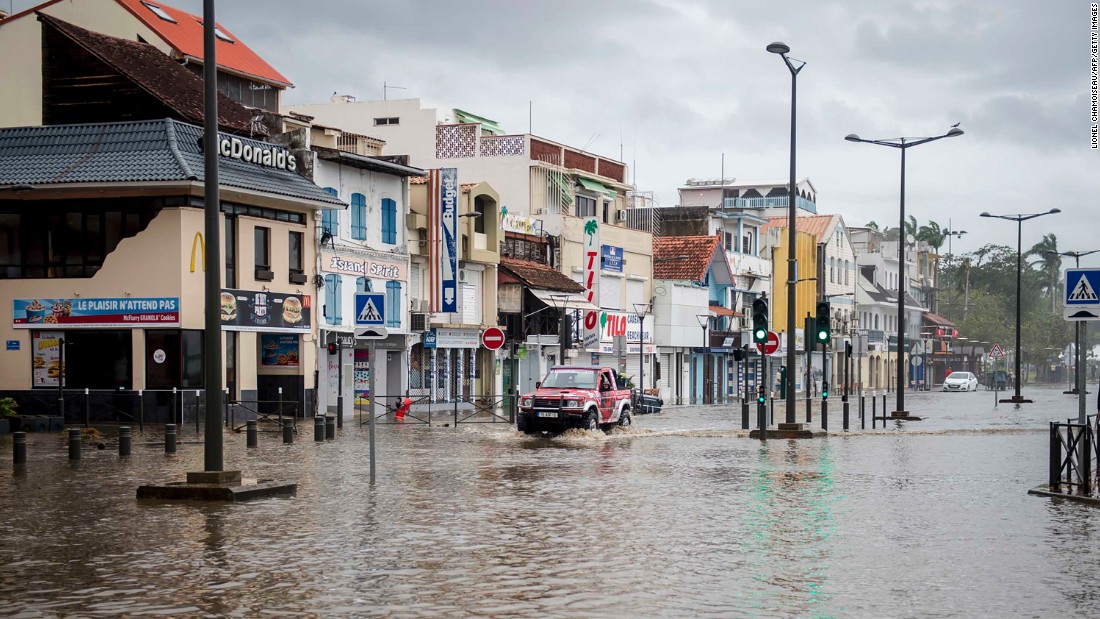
[115,0,292,87]
[653,235,722,282]
[760,214,836,240]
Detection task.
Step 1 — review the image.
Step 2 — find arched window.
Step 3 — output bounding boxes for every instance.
[351,193,367,240]
[381,198,397,244]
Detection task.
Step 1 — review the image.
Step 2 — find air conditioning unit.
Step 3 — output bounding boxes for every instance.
[410,313,427,332]
[616,210,627,221]
[458,269,468,283]
[418,299,431,312]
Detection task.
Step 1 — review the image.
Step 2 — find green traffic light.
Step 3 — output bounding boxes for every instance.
[755,329,766,340]
[817,331,828,341]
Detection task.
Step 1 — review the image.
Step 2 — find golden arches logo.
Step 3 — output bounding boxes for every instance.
[190,232,205,273]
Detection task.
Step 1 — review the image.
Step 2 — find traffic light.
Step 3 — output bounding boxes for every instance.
[815,301,831,344]
[327,342,338,355]
[752,297,769,345]
[822,380,829,399]
[757,386,766,405]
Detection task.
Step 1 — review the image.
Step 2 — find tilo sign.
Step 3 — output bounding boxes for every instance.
[599,312,653,342]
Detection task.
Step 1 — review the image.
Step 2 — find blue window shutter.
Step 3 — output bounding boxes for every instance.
[356,277,367,293]
[352,193,366,240]
[322,188,339,237]
[386,281,401,327]
[382,198,396,244]
[334,276,343,322]
[324,274,338,324]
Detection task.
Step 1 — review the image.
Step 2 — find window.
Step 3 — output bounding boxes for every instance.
[356,277,371,292]
[381,198,397,244]
[350,193,366,240]
[288,231,303,278]
[373,117,399,126]
[321,188,339,238]
[145,329,204,389]
[195,20,235,43]
[386,281,402,328]
[602,200,610,224]
[224,216,236,287]
[742,232,753,256]
[575,194,597,218]
[142,2,176,23]
[324,274,342,324]
[254,226,271,280]
[725,232,733,251]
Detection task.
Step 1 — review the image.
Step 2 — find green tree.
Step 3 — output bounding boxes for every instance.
[1025,233,1060,314]
[917,220,946,250]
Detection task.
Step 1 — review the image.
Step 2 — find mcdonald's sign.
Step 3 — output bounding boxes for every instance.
[190,232,205,273]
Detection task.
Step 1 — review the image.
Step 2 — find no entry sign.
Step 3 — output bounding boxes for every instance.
[755,330,780,355]
[482,327,505,350]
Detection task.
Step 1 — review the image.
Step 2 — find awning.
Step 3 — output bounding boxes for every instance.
[530,288,598,312]
[453,108,505,135]
[709,306,743,317]
[577,177,616,196]
[550,171,574,206]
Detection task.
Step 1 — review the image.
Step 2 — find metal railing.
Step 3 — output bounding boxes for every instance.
[1049,421,1092,495]
[356,393,518,427]
[228,399,299,432]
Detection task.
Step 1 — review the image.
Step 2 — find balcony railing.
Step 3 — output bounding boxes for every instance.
[723,196,817,213]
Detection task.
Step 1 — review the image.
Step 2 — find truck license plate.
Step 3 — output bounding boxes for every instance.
[537,412,559,418]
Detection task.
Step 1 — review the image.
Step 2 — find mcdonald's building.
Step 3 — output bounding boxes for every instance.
[0,119,343,420]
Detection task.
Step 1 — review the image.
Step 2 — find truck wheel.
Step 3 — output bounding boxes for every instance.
[618,406,632,428]
[517,415,529,434]
[584,410,599,432]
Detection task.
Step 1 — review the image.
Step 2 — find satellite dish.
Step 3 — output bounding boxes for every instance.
[906,234,916,244]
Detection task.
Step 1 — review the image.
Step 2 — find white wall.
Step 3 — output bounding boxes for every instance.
[653,282,709,348]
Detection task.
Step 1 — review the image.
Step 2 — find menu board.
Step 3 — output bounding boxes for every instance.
[221,288,311,333]
[260,334,300,367]
[31,331,63,387]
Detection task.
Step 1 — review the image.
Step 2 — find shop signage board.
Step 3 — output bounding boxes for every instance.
[221,289,310,333]
[12,297,180,328]
[601,245,624,273]
[1064,268,1100,321]
[6,340,19,351]
[597,312,654,343]
[320,250,407,281]
[423,330,438,349]
[31,331,62,387]
[428,167,459,313]
[260,334,301,367]
[581,216,601,349]
[501,212,541,235]
[434,328,480,349]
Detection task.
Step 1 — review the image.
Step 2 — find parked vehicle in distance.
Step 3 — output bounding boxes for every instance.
[942,371,979,392]
[517,366,633,435]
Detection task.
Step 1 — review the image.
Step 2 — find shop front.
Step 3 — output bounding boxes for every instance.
[410,327,489,404]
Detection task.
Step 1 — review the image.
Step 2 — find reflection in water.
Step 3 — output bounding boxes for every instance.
[1,388,1100,617]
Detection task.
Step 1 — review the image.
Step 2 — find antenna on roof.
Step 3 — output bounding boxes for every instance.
[383,81,406,101]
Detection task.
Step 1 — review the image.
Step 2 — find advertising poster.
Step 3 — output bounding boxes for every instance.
[260,334,300,367]
[13,297,179,328]
[354,349,370,404]
[581,216,601,349]
[31,331,62,387]
[221,288,311,333]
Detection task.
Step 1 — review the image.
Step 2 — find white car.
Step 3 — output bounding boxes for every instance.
[942,371,979,392]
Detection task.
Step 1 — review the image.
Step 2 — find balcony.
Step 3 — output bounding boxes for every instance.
[723,196,817,213]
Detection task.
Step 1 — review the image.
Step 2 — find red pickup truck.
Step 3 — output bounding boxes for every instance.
[517,366,634,435]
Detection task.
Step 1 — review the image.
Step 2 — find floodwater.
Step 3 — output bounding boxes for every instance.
[1,385,1099,617]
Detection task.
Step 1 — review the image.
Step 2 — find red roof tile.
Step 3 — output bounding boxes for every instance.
[500,258,583,293]
[653,235,721,282]
[709,305,743,317]
[115,0,292,87]
[760,214,836,241]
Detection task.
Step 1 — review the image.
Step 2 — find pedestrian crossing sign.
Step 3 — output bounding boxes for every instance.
[1064,269,1100,321]
[354,292,386,326]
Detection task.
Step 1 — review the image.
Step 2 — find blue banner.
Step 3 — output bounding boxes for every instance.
[601,245,623,273]
[440,168,458,313]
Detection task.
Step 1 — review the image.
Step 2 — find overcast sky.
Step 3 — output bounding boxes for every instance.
[18,0,1096,260]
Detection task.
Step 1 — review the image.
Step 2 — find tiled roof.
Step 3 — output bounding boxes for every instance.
[115,0,292,87]
[922,312,956,327]
[709,305,743,317]
[39,14,254,134]
[500,258,583,293]
[761,214,837,241]
[0,119,344,207]
[653,235,721,282]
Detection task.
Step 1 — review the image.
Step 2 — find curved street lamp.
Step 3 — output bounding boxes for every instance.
[766,41,806,426]
[979,208,1061,404]
[844,126,963,417]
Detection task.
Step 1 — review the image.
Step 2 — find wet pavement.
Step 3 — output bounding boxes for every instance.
[1,385,1099,617]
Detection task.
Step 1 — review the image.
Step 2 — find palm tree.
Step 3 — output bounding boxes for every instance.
[1026,233,1061,314]
[866,221,880,231]
[904,215,918,240]
[917,220,946,251]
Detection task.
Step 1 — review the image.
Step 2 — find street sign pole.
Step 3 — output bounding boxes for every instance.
[1079,322,1088,427]
[369,339,376,485]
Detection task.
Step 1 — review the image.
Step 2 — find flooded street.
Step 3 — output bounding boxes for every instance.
[2,385,1100,617]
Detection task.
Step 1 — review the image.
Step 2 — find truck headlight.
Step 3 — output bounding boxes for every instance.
[520,397,533,408]
[564,399,581,408]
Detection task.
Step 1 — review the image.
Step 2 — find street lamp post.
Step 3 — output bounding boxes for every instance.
[845,126,963,416]
[696,314,709,405]
[632,302,652,410]
[766,41,805,425]
[980,209,1062,404]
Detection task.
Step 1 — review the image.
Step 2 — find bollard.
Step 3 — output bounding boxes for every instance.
[314,416,325,442]
[872,394,877,429]
[821,400,828,431]
[741,400,749,430]
[325,414,336,440]
[119,426,131,456]
[68,428,81,460]
[768,395,774,426]
[843,401,850,431]
[165,423,177,454]
[283,421,294,444]
[246,419,258,448]
[13,432,27,465]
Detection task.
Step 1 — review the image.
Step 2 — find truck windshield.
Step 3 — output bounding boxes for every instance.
[540,370,598,390]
